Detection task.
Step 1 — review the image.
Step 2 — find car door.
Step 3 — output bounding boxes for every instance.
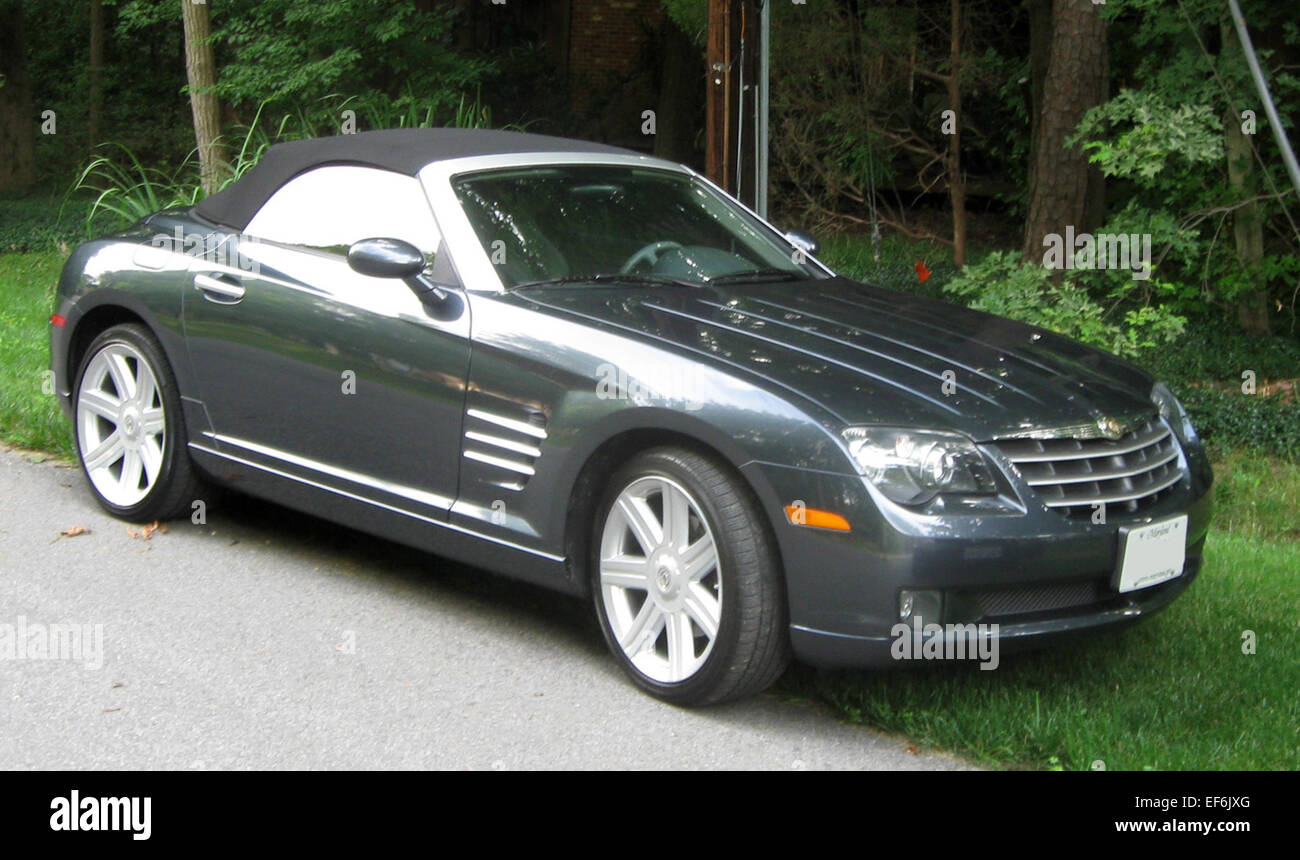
[182,165,471,520]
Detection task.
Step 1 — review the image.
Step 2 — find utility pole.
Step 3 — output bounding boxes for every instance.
[705,0,738,196]
[706,0,765,210]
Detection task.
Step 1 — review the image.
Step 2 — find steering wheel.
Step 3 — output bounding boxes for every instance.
[619,240,684,274]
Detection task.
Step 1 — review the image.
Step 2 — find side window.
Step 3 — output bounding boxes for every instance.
[245,166,440,256]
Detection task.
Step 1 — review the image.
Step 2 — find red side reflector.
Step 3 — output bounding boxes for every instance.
[50,314,66,328]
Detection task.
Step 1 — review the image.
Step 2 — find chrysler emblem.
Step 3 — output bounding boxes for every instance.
[1097,416,1125,440]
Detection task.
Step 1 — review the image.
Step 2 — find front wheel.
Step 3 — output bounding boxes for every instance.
[73,323,205,522]
[592,447,790,705]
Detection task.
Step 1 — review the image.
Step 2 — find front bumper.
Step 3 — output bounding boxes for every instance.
[742,449,1213,669]
[788,554,1200,667]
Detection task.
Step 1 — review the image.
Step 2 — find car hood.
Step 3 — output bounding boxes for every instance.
[516,276,1157,441]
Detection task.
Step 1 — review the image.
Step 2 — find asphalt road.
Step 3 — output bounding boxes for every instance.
[0,448,969,770]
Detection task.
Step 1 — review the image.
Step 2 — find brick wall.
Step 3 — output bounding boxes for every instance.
[568,0,663,80]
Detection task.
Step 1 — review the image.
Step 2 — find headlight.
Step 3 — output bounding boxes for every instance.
[842,427,998,505]
[1151,381,1199,445]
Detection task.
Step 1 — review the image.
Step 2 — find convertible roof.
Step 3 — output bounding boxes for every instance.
[193,128,637,231]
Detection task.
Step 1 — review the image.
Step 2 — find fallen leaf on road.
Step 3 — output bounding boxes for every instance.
[126,521,167,541]
[905,744,920,755]
[50,524,92,545]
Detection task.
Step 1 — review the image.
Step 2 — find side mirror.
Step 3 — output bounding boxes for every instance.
[347,237,426,279]
[784,230,820,257]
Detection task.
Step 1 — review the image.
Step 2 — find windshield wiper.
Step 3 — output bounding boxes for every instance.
[512,273,700,290]
[705,268,805,285]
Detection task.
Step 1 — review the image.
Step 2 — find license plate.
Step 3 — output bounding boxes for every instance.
[1114,515,1188,593]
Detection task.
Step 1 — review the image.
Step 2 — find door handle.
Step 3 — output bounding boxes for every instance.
[194,273,245,301]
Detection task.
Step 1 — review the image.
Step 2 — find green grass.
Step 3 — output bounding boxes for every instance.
[0,250,72,457]
[2,247,1297,769]
[1209,448,1300,542]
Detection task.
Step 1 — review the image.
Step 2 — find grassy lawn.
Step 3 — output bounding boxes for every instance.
[0,250,72,458]
[2,247,1296,769]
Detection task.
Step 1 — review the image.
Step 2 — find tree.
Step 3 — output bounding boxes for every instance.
[0,0,37,193]
[181,0,223,194]
[89,0,105,151]
[945,0,967,265]
[1022,0,1107,260]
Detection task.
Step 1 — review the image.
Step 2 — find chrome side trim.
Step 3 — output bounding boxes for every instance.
[188,442,565,563]
[203,432,453,511]
[465,408,548,439]
[463,449,536,476]
[464,430,543,458]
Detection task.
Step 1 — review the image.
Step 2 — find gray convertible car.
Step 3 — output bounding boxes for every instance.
[50,129,1213,704]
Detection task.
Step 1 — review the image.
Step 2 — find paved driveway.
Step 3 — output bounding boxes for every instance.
[0,449,969,770]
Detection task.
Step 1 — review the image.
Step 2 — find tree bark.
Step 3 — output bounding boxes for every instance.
[947,0,967,265]
[0,0,37,193]
[654,17,702,167]
[181,0,224,194]
[1222,26,1271,336]
[89,0,104,152]
[1022,0,1107,261]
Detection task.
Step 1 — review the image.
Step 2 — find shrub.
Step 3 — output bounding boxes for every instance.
[943,251,1186,359]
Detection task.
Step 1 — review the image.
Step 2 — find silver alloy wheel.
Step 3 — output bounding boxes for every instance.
[599,475,723,683]
[76,341,166,508]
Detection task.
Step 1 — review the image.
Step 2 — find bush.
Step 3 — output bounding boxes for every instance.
[943,251,1186,359]
[0,194,115,253]
[1178,385,1300,460]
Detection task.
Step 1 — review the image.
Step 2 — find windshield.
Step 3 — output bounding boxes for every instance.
[451,165,824,288]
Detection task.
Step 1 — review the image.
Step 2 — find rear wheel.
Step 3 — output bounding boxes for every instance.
[592,447,790,705]
[73,323,205,522]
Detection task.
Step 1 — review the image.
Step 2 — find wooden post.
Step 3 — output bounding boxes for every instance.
[705,0,735,194]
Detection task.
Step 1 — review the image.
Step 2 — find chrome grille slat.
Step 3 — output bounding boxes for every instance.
[995,422,1171,462]
[1040,468,1184,507]
[994,418,1184,517]
[1021,448,1180,486]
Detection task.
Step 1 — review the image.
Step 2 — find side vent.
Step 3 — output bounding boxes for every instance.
[463,407,547,491]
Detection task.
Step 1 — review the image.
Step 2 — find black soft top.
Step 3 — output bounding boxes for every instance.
[193,128,637,230]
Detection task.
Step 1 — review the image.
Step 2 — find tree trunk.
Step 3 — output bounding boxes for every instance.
[181,0,224,194]
[654,17,702,167]
[0,0,37,193]
[947,0,967,265]
[1221,25,1271,336]
[1022,0,1107,261]
[89,0,104,152]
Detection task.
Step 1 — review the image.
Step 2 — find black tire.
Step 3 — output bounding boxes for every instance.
[72,323,206,522]
[590,446,791,705]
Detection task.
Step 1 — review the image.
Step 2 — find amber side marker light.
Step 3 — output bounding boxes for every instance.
[50,314,66,328]
[784,505,851,532]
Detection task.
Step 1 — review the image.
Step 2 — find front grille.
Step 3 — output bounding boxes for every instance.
[993,418,1184,517]
[969,580,1107,619]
